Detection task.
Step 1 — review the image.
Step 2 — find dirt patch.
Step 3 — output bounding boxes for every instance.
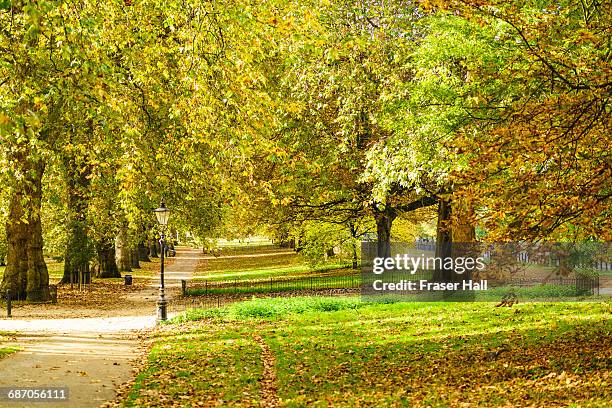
[254,333,280,408]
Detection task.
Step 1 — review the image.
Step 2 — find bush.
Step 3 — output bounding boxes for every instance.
[172,296,364,323]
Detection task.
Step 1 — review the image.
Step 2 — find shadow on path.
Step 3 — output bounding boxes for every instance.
[0,247,204,408]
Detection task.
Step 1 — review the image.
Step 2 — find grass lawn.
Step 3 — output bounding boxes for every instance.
[216,237,275,249]
[0,261,65,284]
[194,244,352,283]
[0,346,19,359]
[123,298,611,407]
[128,256,174,279]
[0,332,19,360]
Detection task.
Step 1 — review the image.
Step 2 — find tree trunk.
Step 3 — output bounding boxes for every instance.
[60,156,92,284]
[115,227,132,272]
[278,229,291,248]
[451,196,476,243]
[374,206,397,258]
[433,198,453,283]
[149,238,158,258]
[95,240,121,278]
[351,241,358,269]
[0,158,50,301]
[433,197,476,283]
[130,246,140,269]
[349,222,359,269]
[138,241,151,262]
[451,196,476,280]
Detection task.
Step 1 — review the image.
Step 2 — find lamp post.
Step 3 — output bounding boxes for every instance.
[154,200,170,322]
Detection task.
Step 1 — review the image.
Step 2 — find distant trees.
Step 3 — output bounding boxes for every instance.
[233,0,441,258]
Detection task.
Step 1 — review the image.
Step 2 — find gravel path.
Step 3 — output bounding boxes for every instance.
[599,276,612,295]
[0,248,201,408]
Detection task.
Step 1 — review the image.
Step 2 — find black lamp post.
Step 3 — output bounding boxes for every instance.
[154,199,170,322]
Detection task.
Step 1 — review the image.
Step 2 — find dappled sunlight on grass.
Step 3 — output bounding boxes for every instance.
[127,298,612,406]
[193,244,351,284]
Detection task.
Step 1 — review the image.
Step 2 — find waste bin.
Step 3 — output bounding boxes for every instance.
[124,274,132,286]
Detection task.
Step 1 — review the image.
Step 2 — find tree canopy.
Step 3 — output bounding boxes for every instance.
[0,0,609,298]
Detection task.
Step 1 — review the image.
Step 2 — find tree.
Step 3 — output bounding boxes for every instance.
[230,0,439,258]
[428,0,611,240]
[0,1,97,299]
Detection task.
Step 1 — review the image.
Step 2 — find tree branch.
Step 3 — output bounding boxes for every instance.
[395,196,437,213]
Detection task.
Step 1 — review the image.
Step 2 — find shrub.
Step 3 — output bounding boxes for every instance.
[172,296,364,323]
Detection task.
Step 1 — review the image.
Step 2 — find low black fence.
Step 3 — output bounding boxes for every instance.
[0,285,58,303]
[414,241,612,272]
[182,270,601,299]
[508,276,600,295]
[183,274,362,296]
[0,285,58,317]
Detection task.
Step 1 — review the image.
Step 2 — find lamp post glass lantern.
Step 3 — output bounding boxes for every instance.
[154,200,170,321]
[154,201,170,226]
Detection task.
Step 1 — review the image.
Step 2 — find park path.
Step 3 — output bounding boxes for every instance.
[599,276,612,295]
[0,247,202,408]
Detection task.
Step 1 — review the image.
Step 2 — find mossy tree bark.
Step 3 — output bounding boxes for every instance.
[434,198,453,283]
[373,206,397,259]
[130,246,140,269]
[94,239,121,278]
[433,197,476,283]
[115,226,132,272]
[138,241,151,262]
[60,154,93,284]
[0,156,50,301]
[349,222,359,269]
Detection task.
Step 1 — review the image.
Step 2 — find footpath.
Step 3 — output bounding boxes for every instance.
[0,248,202,408]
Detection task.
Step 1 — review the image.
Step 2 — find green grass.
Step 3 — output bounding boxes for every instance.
[194,244,351,283]
[195,247,301,276]
[124,298,612,407]
[0,261,64,283]
[46,261,64,282]
[0,346,20,359]
[173,296,363,322]
[188,268,357,295]
[216,237,275,249]
[194,261,315,281]
[0,332,19,360]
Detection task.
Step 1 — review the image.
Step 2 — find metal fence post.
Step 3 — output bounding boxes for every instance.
[6,289,11,318]
[181,279,187,296]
